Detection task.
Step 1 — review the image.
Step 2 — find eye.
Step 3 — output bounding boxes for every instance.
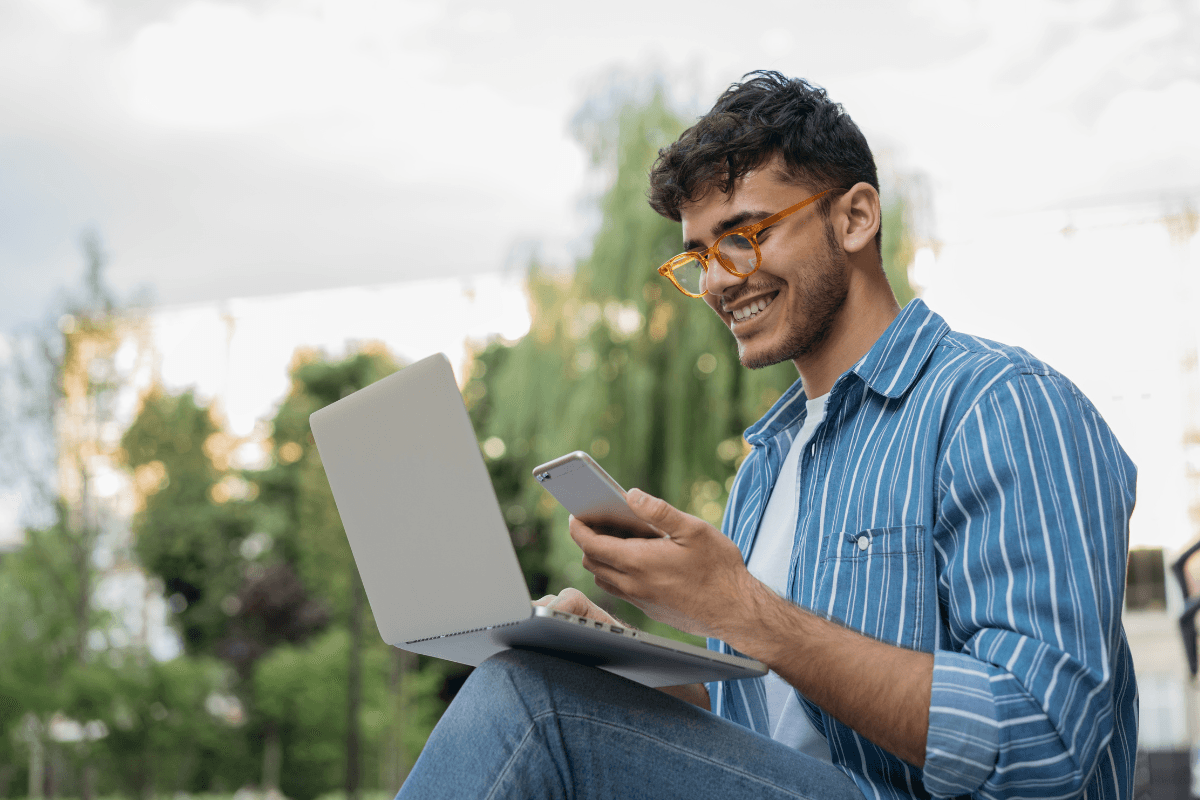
[721,233,754,251]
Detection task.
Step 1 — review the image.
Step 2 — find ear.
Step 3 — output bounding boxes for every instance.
[833,182,881,256]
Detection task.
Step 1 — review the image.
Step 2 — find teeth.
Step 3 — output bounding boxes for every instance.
[732,296,771,321]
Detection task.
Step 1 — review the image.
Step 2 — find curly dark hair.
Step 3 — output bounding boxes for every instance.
[648,71,879,238]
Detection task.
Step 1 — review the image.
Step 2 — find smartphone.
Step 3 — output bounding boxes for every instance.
[532,451,666,539]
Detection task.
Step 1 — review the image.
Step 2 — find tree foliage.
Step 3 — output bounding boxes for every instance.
[123,390,256,656]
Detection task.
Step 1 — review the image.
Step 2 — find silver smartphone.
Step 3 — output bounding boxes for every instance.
[532,451,665,539]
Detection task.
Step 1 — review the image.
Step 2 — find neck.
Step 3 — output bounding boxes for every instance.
[793,262,900,398]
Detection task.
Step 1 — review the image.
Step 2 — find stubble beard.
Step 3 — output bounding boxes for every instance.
[737,224,850,370]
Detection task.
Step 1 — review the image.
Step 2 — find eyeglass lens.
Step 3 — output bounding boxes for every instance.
[671,258,706,295]
[670,233,762,295]
[716,234,759,273]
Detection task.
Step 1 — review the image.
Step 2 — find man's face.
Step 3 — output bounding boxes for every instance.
[680,159,849,370]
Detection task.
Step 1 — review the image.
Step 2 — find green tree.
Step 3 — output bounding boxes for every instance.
[61,654,231,799]
[0,233,140,799]
[0,517,106,797]
[881,194,917,308]
[254,347,452,798]
[119,346,451,797]
[122,390,255,656]
[120,385,329,795]
[253,628,435,800]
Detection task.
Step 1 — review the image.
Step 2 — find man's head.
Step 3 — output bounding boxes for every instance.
[648,71,879,242]
[649,73,893,382]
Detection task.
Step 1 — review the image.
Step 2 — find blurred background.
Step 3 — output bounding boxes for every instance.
[1,0,1198,798]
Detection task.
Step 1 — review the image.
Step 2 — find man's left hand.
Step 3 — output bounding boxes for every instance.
[569,489,763,638]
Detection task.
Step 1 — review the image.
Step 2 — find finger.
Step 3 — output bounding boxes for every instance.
[581,553,629,580]
[593,575,629,603]
[626,489,696,538]
[551,588,619,624]
[532,594,557,607]
[571,519,651,571]
[590,567,632,603]
[548,587,595,617]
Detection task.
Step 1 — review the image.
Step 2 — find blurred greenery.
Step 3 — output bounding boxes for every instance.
[0,81,915,798]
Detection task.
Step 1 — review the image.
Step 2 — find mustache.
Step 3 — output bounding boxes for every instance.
[718,282,783,313]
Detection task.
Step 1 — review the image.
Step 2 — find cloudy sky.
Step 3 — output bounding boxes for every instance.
[3,0,1197,333]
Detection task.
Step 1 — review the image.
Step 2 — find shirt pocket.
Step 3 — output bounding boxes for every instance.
[816,525,929,650]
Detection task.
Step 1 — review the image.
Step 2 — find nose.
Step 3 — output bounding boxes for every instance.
[702,258,747,301]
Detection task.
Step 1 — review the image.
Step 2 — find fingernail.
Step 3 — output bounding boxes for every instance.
[628,488,645,504]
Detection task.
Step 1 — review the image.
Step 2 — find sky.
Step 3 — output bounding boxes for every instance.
[2,0,1197,333]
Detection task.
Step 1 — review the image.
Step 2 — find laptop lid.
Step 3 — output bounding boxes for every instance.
[309,352,532,645]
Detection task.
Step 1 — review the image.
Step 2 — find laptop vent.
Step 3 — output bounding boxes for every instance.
[405,620,523,644]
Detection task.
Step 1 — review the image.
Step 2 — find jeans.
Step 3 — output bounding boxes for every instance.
[397,649,865,800]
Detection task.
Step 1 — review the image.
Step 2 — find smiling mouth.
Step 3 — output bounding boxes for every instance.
[728,292,778,322]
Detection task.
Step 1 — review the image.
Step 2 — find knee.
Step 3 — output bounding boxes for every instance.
[473,648,563,689]
[470,649,593,699]
[447,649,564,721]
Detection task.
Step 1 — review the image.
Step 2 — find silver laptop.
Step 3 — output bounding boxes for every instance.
[309,352,765,687]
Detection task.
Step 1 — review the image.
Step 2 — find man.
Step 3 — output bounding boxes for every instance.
[397,72,1137,800]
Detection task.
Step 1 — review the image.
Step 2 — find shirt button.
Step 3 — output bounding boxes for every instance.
[857,535,869,551]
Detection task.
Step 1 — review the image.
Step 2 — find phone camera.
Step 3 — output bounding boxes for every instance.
[537,472,551,482]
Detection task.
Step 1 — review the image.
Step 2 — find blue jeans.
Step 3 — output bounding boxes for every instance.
[397,649,865,800]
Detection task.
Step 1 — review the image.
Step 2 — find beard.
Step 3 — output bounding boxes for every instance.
[736,223,849,370]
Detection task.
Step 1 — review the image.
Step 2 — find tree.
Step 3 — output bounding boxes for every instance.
[121,385,329,794]
[61,653,230,799]
[0,517,106,797]
[880,187,918,308]
[0,233,138,799]
[122,390,255,657]
[119,344,454,797]
[254,346,441,799]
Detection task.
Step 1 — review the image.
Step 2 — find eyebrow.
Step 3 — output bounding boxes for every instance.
[683,210,772,252]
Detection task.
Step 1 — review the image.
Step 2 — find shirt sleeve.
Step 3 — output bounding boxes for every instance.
[922,372,1136,798]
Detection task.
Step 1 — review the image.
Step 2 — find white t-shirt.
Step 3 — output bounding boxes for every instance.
[745,393,830,761]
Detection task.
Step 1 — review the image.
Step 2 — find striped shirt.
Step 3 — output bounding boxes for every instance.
[706,299,1137,800]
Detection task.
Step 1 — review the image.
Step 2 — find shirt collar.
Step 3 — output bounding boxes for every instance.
[850,298,949,400]
[744,299,949,445]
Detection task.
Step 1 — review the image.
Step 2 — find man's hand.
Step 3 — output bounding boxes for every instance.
[534,586,710,710]
[568,489,761,639]
[572,489,932,766]
[533,587,623,626]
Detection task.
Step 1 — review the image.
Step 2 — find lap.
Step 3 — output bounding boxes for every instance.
[399,649,864,800]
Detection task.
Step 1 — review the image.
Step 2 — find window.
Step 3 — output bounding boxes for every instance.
[1127,547,1167,611]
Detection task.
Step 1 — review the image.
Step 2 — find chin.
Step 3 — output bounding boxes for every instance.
[736,322,834,370]
[735,340,787,370]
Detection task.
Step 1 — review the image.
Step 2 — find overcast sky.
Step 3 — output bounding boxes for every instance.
[2,0,1198,333]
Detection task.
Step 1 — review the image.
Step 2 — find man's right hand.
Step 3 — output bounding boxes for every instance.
[533,588,711,711]
[533,587,624,627]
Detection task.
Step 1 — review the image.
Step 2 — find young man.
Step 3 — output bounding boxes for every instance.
[397,72,1137,800]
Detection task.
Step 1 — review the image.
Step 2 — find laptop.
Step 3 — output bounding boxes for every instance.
[309,352,766,687]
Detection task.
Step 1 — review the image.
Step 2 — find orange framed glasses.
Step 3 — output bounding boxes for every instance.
[657,188,834,298]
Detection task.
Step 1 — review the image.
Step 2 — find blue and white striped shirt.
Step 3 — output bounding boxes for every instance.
[706,299,1137,800]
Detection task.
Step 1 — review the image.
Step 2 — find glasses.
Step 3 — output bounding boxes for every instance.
[657,189,833,298]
